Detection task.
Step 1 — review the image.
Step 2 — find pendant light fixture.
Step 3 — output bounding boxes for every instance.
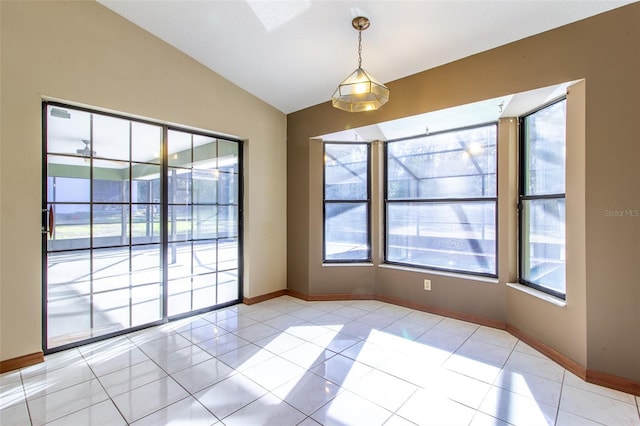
[332,16,389,112]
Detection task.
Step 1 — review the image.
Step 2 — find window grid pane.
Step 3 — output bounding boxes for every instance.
[385,124,497,276]
[323,142,370,262]
[520,99,567,297]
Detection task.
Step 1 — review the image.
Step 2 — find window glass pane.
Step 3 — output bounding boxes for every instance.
[325,203,369,261]
[132,122,161,164]
[193,205,217,240]
[218,140,239,173]
[218,172,237,204]
[193,135,217,168]
[168,169,191,204]
[193,240,217,275]
[521,199,566,294]
[93,160,130,203]
[93,247,130,293]
[93,289,129,332]
[47,155,90,203]
[47,250,91,347]
[193,169,217,204]
[168,278,192,317]
[131,245,161,286]
[47,106,91,156]
[48,204,91,251]
[387,202,496,274]
[524,100,566,195]
[193,274,217,310]
[218,206,237,239]
[131,164,161,202]
[325,143,368,200]
[387,125,497,200]
[168,242,192,280]
[93,204,129,247]
[218,239,238,271]
[93,114,130,161]
[131,283,162,326]
[168,205,192,241]
[168,130,192,168]
[132,204,160,244]
[217,270,238,304]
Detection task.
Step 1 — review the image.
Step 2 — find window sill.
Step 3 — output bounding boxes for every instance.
[378,264,498,284]
[506,282,566,307]
[322,262,374,267]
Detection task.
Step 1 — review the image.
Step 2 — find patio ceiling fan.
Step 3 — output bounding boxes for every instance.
[76,139,96,157]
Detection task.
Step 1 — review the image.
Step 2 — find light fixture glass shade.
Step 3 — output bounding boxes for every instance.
[332,68,390,112]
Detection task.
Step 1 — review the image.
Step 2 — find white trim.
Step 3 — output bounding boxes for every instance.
[322,263,374,268]
[378,264,498,284]
[507,282,566,307]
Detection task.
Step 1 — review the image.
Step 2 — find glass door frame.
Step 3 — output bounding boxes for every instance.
[41,101,244,354]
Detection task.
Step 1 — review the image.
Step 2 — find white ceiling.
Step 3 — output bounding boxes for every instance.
[98,0,634,114]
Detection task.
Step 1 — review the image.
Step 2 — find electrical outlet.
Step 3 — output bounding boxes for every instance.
[423,279,431,291]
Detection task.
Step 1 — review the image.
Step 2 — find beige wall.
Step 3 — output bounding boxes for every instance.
[0,1,287,361]
[287,4,640,382]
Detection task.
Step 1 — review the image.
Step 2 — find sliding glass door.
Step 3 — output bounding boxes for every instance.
[43,102,242,352]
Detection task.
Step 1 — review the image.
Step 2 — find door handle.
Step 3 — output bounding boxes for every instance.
[44,205,55,239]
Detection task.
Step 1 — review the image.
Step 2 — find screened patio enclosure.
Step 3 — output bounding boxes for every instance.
[44,103,242,351]
[385,124,498,276]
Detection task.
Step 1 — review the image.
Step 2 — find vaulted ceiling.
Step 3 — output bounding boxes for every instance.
[99,1,635,114]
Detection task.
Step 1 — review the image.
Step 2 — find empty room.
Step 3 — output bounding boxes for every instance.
[1,1,639,425]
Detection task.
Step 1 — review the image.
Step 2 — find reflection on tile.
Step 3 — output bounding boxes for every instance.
[470,326,518,350]
[222,393,306,426]
[171,358,235,394]
[44,399,125,426]
[479,385,557,426]
[197,333,249,357]
[563,370,637,404]
[111,376,188,423]
[0,401,30,426]
[349,369,417,412]
[309,354,373,390]
[279,342,337,369]
[559,384,640,426]
[216,343,275,371]
[502,350,565,383]
[273,372,342,415]
[383,414,417,426]
[98,359,167,397]
[555,409,603,426]
[433,317,478,338]
[241,356,306,390]
[0,370,22,386]
[311,390,392,426]
[27,379,108,426]
[397,388,476,426]
[21,349,86,379]
[195,374,267,419]
[23,363,95,400]
[148,343,212,374]
[493,368,562,408]
[469,411,512,426]
[0,381,25,410]
[131,396,218,426]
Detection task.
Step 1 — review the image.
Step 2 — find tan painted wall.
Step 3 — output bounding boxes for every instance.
[287,4,640,381]
[0,1,287,361]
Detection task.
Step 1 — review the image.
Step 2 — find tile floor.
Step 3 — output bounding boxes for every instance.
[1,296,639,425]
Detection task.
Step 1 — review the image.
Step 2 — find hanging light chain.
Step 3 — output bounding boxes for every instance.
[357,28,363,69]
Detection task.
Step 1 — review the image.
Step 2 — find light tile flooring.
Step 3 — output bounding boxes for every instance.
[1,296,639,425]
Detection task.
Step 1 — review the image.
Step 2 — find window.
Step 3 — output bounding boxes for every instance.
[519,99,566,298]
[323,142,370,262]
[385,124,497,276]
